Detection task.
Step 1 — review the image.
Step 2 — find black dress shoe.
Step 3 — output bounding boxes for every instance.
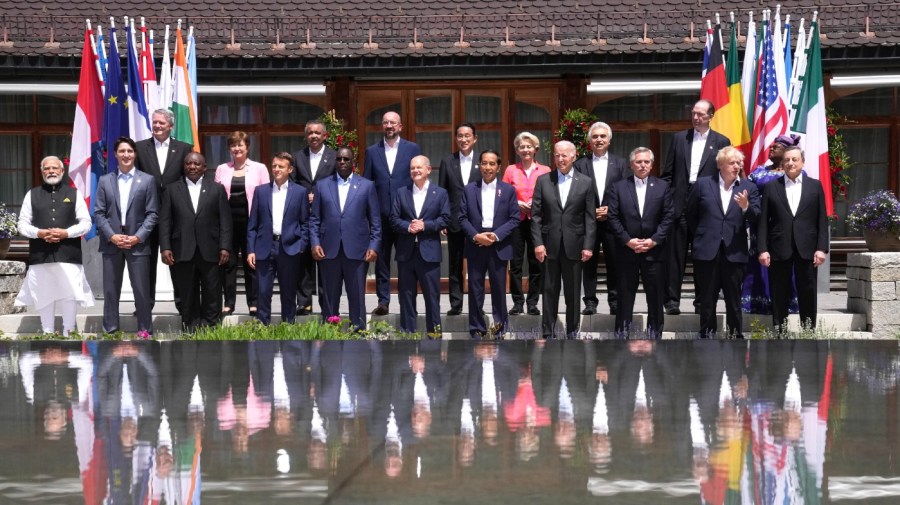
[665,306,681,315]
[527,306,540,316]
[581,305,596,315]
[509,304,524,315]
[371,304,389,316]
[296,306,313,316]
[446,307,463,316]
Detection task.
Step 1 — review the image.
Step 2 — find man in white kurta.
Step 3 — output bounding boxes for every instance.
[15,155,94,335]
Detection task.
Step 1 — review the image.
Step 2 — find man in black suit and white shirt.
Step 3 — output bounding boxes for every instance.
[660,99,730,315]
[159,153,232,331]
[135,108,194,308]
[291,119,337,316]
[607,147,675,338]
[438,122,481,316]
[573,121,629,315]
[531,141,597,339]
[757,146,829,331]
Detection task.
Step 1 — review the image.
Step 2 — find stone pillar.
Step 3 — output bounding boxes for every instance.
[0,260,26,315]
[847,252,900,337]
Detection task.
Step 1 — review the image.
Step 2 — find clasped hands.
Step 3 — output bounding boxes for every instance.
[473,232,497,247]
[110,233,140,249]
[37,228,69,243]
[627,238,656,254]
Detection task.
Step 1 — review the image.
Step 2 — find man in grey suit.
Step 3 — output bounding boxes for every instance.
[531,141,597,338]
[291,119,337,315]
[573,121,629,315]
[94,137,159,335]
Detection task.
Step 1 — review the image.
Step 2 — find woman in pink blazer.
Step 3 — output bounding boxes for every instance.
[215,131,270,315]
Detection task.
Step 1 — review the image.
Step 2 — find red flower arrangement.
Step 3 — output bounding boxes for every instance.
[545,108,598,159]
[827,108,853,201]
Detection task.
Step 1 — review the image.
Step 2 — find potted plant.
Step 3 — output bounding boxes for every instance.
[0,203,18,259]
[846,190,900,252]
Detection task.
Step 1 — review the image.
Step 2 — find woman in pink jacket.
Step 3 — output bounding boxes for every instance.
[215,131,270,315]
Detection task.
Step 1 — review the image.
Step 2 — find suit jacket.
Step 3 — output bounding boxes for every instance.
[757,175,830,261]
[573,152,629,207]
[459,180,521,261]
[290,146,337,191]
[94,169,159,256]
[530,170,597,261]
[214,159,271,211]
[661,128,731,217]
[135,137,194,190]
[309,173,381,261]
[159,176,233,263]
[686,175,760,263]
[363,138,422,216]
[247,181,309,260]
[606,176,674,262]
[390,183,450,263]
[438,152,481,233]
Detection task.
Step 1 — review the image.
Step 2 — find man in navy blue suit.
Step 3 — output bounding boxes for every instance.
[606,147,674,338]
[311,146,382,331]
[686,146,760,338]
[247,152,309,325]
[390,155,450,335]
[363,111,421,316]
[459,150,520,338]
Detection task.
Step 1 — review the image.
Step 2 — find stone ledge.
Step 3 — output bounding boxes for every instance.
[847,252,900,269]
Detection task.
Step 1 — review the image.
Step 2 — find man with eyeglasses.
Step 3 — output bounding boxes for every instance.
[363,111,421,316]
[14,156,95,335]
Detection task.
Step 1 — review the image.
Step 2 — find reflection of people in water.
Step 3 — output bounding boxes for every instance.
[506,343,551,461]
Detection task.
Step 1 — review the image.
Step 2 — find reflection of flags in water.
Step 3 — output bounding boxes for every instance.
[592,381,608,435]
[748,19,789,170]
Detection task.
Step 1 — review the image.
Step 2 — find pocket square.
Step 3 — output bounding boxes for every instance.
[63,197,72,203]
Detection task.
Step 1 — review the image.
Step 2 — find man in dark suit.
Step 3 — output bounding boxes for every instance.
[531,141,597,339]
[686,146,760,339]
[247,152,310,325]
[94,137,158,335]
[159,152,233,331]
[573,121,629,315]
[758,146,829,331]
[438,123,481,316]
[310,146,381,331]
[459,150,520,338]
[363,111,422,315]
[291,119,337,316]
[660,99,731,315]
[607,147,675,338]
[390,155,450,335]
[135,109,194,308]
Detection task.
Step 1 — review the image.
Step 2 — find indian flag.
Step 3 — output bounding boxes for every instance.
[172,25,199,150]
[791,20,833,216]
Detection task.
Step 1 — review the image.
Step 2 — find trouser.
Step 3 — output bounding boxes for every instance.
[321,245,369,330]
[695,247,745,338]
[770,250,818,331]
[102,252,153,334]
[509,219,541,308]
[39,300,77,336]
[542,255,582,338]
[446,230,466,311]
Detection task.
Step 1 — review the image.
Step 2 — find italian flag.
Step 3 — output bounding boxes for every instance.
[172,26,199,150]
[791,20,833,216]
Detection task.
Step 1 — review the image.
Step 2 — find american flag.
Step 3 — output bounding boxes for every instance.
[748,20,789,170]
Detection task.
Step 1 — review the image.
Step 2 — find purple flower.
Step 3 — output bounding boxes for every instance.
[135,330,151,340]
[327,316,341,324]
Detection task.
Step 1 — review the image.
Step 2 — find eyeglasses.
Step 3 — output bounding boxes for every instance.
[336,156,353,161]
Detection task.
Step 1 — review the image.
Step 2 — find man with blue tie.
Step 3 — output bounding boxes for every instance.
[459,150,520,338]
[390,155,450,335]
[310,146,382,331]
[363,111,421,316]
[246,152,309,325]
[93,137,159,335]
[606,147,675,338]
[686,146,760,338]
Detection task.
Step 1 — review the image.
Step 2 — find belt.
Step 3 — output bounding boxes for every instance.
[273,234,281,241]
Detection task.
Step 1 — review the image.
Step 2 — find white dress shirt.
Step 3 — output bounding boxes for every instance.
[785,174,803,216]
[634,176,649,217]
[337,172,354,212]
[154,137,170,174]
[186,176,203,213]
[412,180,429,218]
[309,147,324,180]
[558,170,573,207]
[384,139,399,174]
[592,153,609,203]
[272,180,289,235]
[460,152,474,184]
[719,177,737,214]
[689,129,709,183]
[117,170,134,217]
[481,179,497,228]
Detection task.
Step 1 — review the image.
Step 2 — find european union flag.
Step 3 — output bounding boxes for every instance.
[103,27,128,174]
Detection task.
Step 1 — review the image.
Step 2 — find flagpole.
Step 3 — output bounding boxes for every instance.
[86,20,103,90]
[109,17,117,50]
[95,23,107,87]
[715,13,723,52]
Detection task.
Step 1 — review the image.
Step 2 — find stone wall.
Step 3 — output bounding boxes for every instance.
[847,252,900,337]
[0,261,25,315]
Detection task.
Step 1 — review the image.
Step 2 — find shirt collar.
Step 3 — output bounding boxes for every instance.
[786,173,803,185]
[274,179,290,191]
[593,152,608,162]
[154,137,170,149]
[634,175,648,186]
[694,129,709,140]
[337,172,354,184]
[118,169,134,179]
[719,175,739,192]
[412,180,430,195]
[558,169,573,181]
[482,178,497,190]
[186,176,203,187]
[460,152,473,162]
[309,146,324,156]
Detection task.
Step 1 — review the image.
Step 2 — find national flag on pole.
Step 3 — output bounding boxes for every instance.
[187,28,199,132]
[158,25,174,111]
[748,19,789,170]
[69,25,104,241]
[103,25,129,174]
[95,24,108,85]
[140,21,160,114]
[791,20,833,216]
[172,25,199,149]
[783,21,793,103]
[711,22,751,153]
[126,20,152,142]
[741,13,759,136]
[701,23,729,115]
